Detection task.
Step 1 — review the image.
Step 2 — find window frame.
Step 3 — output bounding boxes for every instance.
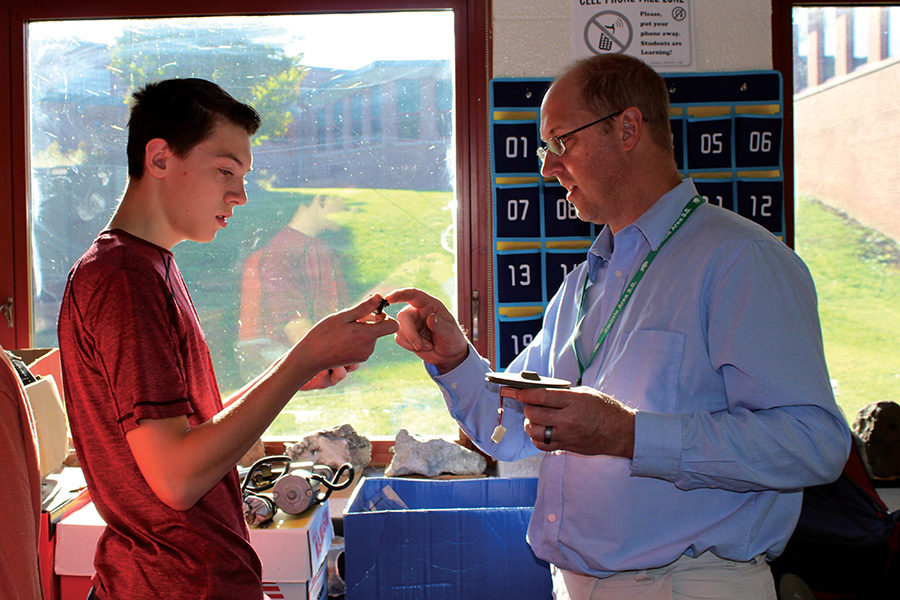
[0,4,14,348]
[0,0,492,374]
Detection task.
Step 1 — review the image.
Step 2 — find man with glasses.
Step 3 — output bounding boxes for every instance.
[387,54,850,599]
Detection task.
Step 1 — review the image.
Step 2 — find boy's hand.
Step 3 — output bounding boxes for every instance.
[300,364,360,391]
[295,295,399,380]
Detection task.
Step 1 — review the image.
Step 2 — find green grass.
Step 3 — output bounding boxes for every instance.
[795,195,900,423]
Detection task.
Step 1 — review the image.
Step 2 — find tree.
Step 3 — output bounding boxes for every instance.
[109,22,307,146]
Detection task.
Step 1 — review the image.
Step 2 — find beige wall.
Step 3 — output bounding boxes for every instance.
[491,0,774,78]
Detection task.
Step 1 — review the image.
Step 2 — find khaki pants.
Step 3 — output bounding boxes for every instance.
[552,552,777,600]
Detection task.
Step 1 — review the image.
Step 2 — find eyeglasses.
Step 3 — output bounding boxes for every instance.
[537,110,624,162]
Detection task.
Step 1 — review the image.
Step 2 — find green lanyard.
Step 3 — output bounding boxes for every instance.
[571,195,704,385]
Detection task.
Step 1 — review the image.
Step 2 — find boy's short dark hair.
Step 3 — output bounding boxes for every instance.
[126,78,261,178]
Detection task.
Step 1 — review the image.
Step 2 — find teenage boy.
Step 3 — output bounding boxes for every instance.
[57,78,398,600]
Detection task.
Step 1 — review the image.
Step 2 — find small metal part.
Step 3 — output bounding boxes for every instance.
[243,495,275,527]
[273,474,318,514]
[374,297,389,314]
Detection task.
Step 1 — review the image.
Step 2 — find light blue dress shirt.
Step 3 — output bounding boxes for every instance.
[428,178,851,577]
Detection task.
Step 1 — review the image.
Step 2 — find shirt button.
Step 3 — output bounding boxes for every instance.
[615,270,623,278]
[547,514,556,523]
[450,383,458,390]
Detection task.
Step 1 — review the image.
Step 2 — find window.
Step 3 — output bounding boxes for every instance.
[777,2,900,424]
[397,79,421,139]
[351,94,364,139]
[436,79,453,137]
[3,2,490,440]
[371,90,384,141]
[316,108,327,147]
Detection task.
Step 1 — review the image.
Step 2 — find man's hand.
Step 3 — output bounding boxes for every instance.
[385,288,469,373]
[503,386,636,458]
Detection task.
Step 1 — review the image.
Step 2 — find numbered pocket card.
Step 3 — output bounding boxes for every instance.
[495,184,541,239]
[496,313,544,369]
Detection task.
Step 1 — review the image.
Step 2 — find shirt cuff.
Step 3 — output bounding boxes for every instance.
[631,411,685,479]
[425,345,491,403]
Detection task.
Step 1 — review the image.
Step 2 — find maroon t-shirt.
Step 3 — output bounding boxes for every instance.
[58,230,263,600]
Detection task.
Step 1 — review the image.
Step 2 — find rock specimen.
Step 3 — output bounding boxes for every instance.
[385,428,486,477]
[286,423,372,472]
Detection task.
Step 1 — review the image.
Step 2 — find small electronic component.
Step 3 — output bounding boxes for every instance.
[491,422,507,443]
[374,297,389,315]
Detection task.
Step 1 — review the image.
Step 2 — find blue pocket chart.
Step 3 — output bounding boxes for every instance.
[490,72,784,368]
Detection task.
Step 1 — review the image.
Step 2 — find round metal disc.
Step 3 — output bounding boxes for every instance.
[485,370,571,389]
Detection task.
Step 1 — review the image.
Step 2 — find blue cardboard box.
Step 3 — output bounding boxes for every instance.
[343,477,552,599]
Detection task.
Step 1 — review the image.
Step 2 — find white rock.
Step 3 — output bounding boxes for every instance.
[385,429,486,477]
[285,423,372,472]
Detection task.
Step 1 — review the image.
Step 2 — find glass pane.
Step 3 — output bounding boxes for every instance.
[792,6,900,423]
[27,12,459,437]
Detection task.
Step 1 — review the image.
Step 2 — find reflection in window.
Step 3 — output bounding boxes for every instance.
[28,12,459,437]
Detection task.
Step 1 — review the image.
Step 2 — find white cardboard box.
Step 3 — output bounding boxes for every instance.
[55,499,332,600]
[250,500,333,583]
[262,559,326,600]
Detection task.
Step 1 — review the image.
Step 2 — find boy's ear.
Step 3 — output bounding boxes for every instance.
[145,138,171,179]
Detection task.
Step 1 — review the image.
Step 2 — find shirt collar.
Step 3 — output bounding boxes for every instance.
[586,178,699,280]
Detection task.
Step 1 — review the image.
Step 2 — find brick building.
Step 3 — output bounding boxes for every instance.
[794,7,900,243]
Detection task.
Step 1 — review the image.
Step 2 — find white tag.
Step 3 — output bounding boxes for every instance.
[491,424,507,443]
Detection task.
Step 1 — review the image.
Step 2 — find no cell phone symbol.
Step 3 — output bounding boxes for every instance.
[585,11,633,55]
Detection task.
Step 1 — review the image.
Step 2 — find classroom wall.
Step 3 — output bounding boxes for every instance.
[492,0,773,77]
